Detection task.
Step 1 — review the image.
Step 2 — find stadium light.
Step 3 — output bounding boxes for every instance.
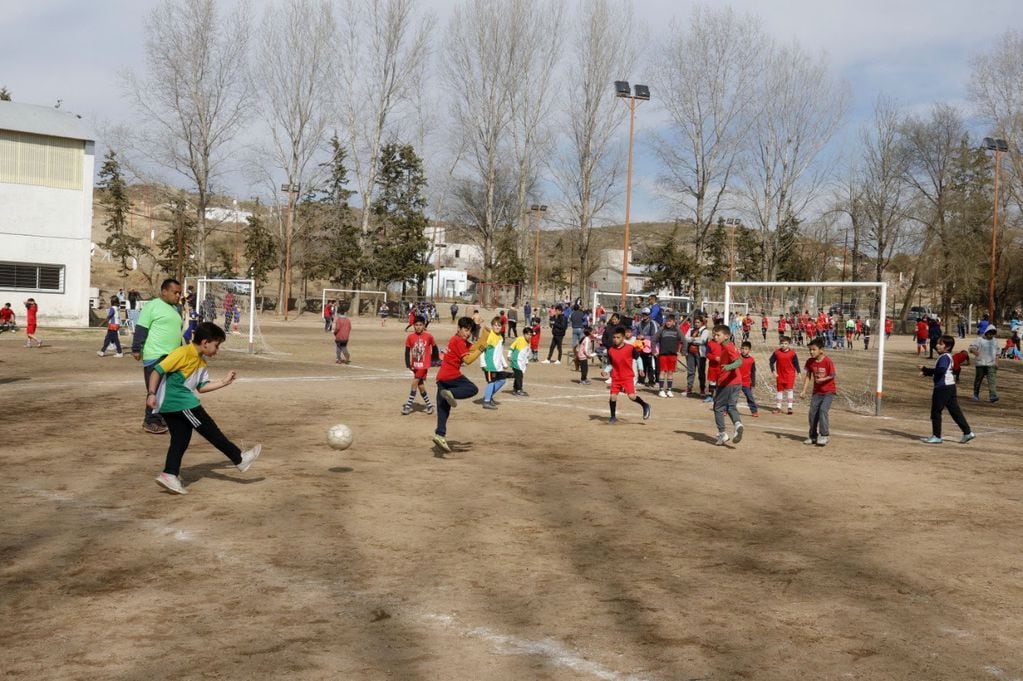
[981,137,1008,324]
[613,81,650,312]
[531,204,548,304]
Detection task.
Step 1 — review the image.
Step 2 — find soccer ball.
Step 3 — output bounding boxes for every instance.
[327,423,353,451]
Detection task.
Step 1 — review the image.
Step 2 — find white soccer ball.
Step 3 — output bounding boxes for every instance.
[327,423,353,451]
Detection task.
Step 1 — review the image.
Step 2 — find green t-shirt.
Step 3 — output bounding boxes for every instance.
[138,297,183,361]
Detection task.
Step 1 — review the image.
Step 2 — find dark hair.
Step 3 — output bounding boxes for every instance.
[160,278,181,290]
[110,296,119,305]
[712,324,731,336]
[522,326,534,335]
[193,322,227,344]
[583,325,593,334]
[457,316,474,330]
[938,334,955,350]
[555,304,563,311]
[612,325,627,336]
[808,338,825,350]
[414,316,426,324]
[491,315,501,325]
[780,335,791,343]
[741,341,752,349]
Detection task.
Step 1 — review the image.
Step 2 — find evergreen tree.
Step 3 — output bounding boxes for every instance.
[244,207,278,291]
[156,195,199,281]
[309,135,361,286]
[370,143,430,296]
[98,149,147,277]
[637,220,697,296]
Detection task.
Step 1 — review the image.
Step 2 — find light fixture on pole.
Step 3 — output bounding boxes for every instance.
[530,204,548,305]
[281,182,300,321]
[982,136,1008,324]
[614,80,650,313]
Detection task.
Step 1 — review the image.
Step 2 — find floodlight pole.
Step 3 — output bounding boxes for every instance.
[982,137,1007,324]
[281,183,300,321]
[531,204,547,305]
[614,81,649,313]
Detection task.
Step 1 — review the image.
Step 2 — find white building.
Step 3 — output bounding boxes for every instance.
[0,102,95,326]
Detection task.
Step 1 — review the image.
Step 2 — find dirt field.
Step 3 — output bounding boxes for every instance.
[2,314,1021,681]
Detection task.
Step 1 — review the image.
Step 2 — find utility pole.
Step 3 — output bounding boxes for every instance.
[281,183,300,321]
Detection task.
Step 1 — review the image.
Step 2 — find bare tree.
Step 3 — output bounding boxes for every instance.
[740,41,849,282]
[252,0,337,316]
[969,29,1023,212]
[441,0,519,282]
[121,0,251,274]
[338,0,434,240]
[651,6,768,299]
[549,0,634,302]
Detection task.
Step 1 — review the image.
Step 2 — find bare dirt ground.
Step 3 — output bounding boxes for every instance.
[2,314,1021,681]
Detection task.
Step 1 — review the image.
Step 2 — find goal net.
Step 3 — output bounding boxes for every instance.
[591,291,695,321]
[725,281,889,415]
[192,278,268,354]
[321,289,387,317]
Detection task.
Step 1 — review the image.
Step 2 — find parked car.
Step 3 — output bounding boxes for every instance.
[908,306,933,321]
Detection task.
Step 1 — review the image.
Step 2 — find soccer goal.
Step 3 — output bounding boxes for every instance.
[591,291,694,319]
[321,289,387,317]
[193,278,258,354]
[725,281,889,415]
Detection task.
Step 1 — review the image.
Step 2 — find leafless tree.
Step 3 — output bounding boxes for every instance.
[338,0,435,239]
[549,0,634,302]
[652,6,768,293]
[252,0,337,315]
[121,0,251,273]
[969,29,1023,212]
[740,41,849,282]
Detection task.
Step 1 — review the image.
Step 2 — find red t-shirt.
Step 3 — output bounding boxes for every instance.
[761,316,769,329]
[739,355,756,388]
[805,355,837,394]
[885,319,893,333]
[405,331,435,371]
[530,324,541,350]
[772,348,799,381]
[607,343,638,382]
[706,339,722,382]
[0,307,13,321]
[777,318,787,332]
[916,321,928,340]
[27,303,37,325]
[716,342,741,387]
[436,335,471,381]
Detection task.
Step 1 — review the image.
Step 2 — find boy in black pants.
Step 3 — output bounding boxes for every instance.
[147,322,262,494]
[919,335,975,445]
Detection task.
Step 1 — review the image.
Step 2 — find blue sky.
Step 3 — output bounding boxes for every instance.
[3,0,1020,222]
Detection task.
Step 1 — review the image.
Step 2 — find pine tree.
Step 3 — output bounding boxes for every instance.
[370,143,430,296]
[98,149,147,278]
[156,195,199,281]
[638,220,697,296]
[308,135,362,287]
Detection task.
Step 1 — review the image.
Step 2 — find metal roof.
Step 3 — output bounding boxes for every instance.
[0,101,95,142]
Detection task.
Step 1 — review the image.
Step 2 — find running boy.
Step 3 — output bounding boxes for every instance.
[601,326,652,424]
[97,295,124,357]
[769,336,800,414]
[509,326,532,396]
[710,325,744,446]
[800,338,836,446]
[147,322,262,494]
[402,316,436,415]
[739,341,759,417]
[918,335,975,445]
[433,317,489,452]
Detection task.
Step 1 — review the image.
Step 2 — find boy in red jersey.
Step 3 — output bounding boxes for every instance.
[402,316,436,415]
[776,314,787,343]
[24,298,42,347]
[769,335,800,414]
[703,335,722,403]
[529,316,542,361]
[711,325,745,445]
[739,340,759,417]
[761,313,769,342]
[915,318,929,355]
[800,338,837,446]
[0,302,15,332]
[432,317,489,453]
[600,326,651,425]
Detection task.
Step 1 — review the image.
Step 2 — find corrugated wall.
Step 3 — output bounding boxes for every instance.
[0,131,84,190]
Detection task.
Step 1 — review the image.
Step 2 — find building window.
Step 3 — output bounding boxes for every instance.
[0,262,65,293]
[454,249,461,259]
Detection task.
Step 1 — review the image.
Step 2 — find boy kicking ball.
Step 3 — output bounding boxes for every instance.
[147,322,262,494]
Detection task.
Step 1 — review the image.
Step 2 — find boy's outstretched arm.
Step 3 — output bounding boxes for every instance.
[198,370,237,394]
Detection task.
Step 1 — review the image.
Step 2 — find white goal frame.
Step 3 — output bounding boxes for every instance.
[321,288,387,316]
[702,299,748,316]
[194,278,256,354]
[725,280,889,415]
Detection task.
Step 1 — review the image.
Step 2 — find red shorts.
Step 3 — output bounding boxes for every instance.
[26,323,36,335]
[776,377,795,391]
[411,367,429,380]
[657,355,677,372]
[610,379,635,396]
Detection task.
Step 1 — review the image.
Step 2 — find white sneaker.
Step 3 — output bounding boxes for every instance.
[816,436,829,446]
[803,438,816,445]
[714,432,730,446]
[658,390,667,398]
[666,390,674,398]
[155,472,187,495]
[96,350,105,357]
[553,360,561,365]
[604,378,612,385]
[236,443,262,472]
[541,359,551,364]
[114,352,124,358]
[733,422,744,444]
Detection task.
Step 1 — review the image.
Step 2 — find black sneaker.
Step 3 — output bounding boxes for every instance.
[642,403,651,420]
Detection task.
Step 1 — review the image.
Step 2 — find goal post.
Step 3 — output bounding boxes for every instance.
[702,299,748,316]
[592,291,695,318]
[321,289,387,317]
[195,278,256,354]
[725,281,889,415]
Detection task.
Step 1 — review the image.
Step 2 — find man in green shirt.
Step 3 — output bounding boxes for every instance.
[132,278,184,433]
